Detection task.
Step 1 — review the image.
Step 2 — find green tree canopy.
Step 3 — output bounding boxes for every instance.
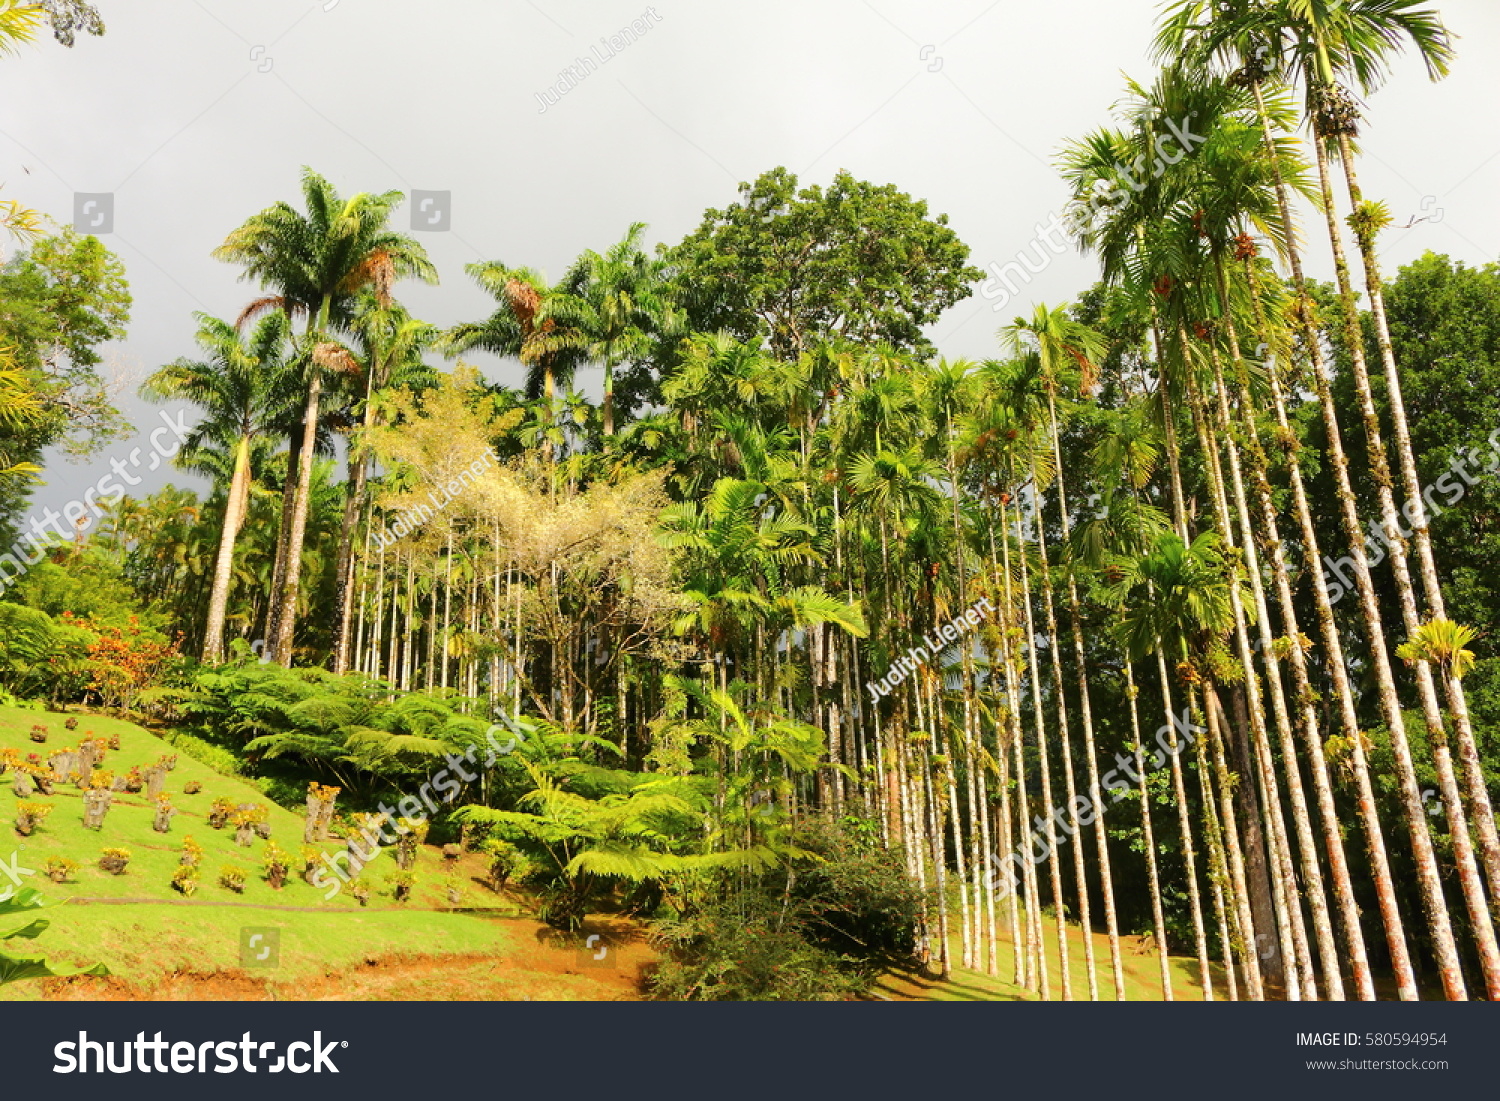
[668,167,981,360]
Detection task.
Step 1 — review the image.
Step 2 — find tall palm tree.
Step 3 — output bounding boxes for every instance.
[1003,304,1130,1000]
[562,224,681,437]
[214,167,437,666]
[1151,1,1433,999]
[1291,2,1500,988]
[328,295,439,674]
[142,312,291,662]
[1158,0,1499,1002]
[441,263,592,464]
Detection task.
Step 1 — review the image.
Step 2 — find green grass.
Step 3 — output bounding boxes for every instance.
[0,705,603,1000]
[878,909,1227,1002]
[0,705,489,911]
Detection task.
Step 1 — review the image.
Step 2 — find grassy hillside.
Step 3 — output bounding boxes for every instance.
[0,705,650,1000]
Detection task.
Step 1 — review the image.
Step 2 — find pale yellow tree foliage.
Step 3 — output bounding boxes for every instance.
[365,367,689,726]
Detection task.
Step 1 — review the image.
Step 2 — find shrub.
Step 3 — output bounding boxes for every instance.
[208,797,235,829]
[386,870,415,903]
[162,732,242,777]
[262,842,289,890]
[350,879,371,907]
[218,865,247,893]
[99,848,131,875]
[90,769,115,791]
[647,890,867,1002]
[181,836,203,867]
[107,733,120,751]
[29,724,47,744]
[299,845,322,885]
[482,838,521,890]
[172,864,199,897]
[183,781,202,795]
[64,717,79,731]
[646,817,921,1001]
[14,801,52,836]
[45,856,79,884]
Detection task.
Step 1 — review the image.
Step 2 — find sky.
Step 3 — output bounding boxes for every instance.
[3,0,1498,517]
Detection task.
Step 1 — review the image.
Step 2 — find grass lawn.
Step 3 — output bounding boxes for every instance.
[0,705,650,1000]
[876,915,1224,1002]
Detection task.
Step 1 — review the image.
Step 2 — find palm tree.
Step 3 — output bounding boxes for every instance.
[441,264,592,467]
[0,1,42,54]
[1151,1,1435,999]
[328,296,439,674]
[1157,0,1497,1002]
[563,224,680,437]
[214,168,437,666]
[142,313,291,662]
[1004,304,1130,1000]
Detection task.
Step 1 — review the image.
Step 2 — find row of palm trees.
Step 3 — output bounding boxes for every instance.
[118,0,1500,1000]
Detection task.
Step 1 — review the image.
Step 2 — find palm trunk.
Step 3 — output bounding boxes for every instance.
[1206,296,1338,999]
[1310,127,1469,999]
[1047,392,1126,1000]
[1248,78,1409,998]
[1335,137,1500,992]
[1032,471,1097,999]
[1127,664,1173,1000]
[332,381,379,675]
[1016,490,1072,1000]
[201,435,252,663]
[270,370,322,665]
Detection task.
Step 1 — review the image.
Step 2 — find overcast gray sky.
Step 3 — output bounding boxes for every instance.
[3,0,1497,516]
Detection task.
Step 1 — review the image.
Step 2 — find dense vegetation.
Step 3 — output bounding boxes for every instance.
[2,0,1498,1000]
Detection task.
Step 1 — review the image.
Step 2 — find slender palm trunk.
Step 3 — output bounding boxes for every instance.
[1127,664,1173,1000]
[202,435,252,663]
[1248,79,1409,998]
[1335,139,1500,990]
[1310,129,1469,999]
[1017,492,1072,999]
[1048,393,1125,999]
[270,370,322,665]
[1206,303,1337,999]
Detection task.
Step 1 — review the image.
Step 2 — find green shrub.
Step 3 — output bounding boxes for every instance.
[161,731,243,776]
[647,817,920,1001]
[648,890,867,1002]
[218,865,247,893]
[44,856,78,883]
